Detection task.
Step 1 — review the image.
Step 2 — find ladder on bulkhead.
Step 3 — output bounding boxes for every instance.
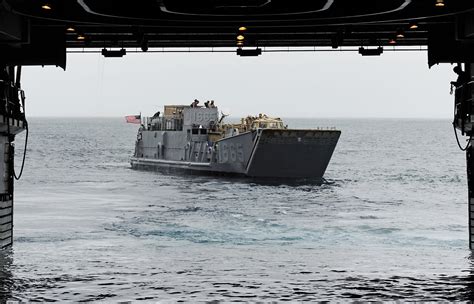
[187,141,207,162]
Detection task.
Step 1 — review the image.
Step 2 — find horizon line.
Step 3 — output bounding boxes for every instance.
[24,115,453,120]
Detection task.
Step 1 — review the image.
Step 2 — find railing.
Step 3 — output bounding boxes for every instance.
[143,117,183,131]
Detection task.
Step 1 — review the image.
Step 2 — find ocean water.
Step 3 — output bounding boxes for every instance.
[0,117,472,301]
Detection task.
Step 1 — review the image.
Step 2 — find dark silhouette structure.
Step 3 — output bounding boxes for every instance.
[452,66,470,88]
[1,1,474,249]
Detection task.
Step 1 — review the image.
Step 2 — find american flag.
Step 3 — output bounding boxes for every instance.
[125,114,141,124]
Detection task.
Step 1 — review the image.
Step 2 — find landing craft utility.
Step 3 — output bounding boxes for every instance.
[130,104,340,179]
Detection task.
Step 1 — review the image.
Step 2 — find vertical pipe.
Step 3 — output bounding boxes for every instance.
[0,65,26,248]
[467,144,474,249]
[468,64,474,250]
[0,66,14,248]
[0,132,14,248]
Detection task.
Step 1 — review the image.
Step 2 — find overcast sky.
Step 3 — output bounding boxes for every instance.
[22,50,455,118]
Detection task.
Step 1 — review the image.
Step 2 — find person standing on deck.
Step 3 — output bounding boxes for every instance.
[190,99,200,108]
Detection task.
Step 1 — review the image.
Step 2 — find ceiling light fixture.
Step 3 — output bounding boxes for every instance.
[359,47,384,56]
[237,48,261,57]
[396,29,405,38]
[331,31,344,49]
[409,22,419,30]
[66,27,75,32]
[101,48,126,58]
[331,36,339,49]
[236,35,245,41]
[239,26,247,31]
[41,4,52,10]
[435,0,445,7]
[389,38,396,44]
[77,34,85,40]
[141,37,149,52]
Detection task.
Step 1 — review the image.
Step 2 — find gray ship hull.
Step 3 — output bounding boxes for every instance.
[246,129,340,178]
[131,128,340,179]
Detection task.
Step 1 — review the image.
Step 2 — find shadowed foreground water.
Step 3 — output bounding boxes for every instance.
[0,118,472,301]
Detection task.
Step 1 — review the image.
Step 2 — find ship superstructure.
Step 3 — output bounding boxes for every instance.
[131,105,340,179]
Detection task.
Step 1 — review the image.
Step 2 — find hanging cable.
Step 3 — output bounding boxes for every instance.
[13,88,28,180]
[453,122,472,151]
[14,119,28,180]
[452,86,472,151]
[4,69,28,181]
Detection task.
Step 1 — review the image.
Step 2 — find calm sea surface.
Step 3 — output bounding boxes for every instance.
[0,117,472,301]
